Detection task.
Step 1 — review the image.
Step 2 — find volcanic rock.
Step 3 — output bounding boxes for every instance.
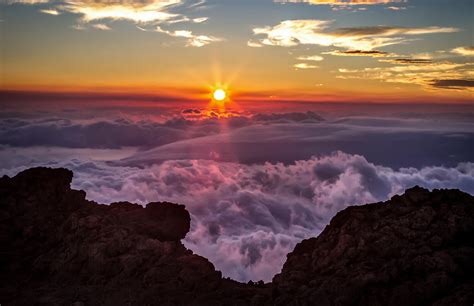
[1,167,473,305]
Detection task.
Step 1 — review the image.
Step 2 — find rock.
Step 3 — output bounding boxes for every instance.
[0,167,269,305]
[272,186,474,306]
[1,168,473,305]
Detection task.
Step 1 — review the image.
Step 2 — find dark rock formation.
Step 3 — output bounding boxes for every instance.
[0,168,268,305]
[1,167,473,305]
[272,186,474,306]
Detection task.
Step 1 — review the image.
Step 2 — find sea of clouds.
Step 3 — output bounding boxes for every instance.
[1,106,473,282]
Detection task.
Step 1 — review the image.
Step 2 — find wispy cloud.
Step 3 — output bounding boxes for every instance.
[247,40,264,48]
[6,0,221,47]
[274,0,408,11]
[92,23,111,30]
[294,63,319,69]
[39,8,60,15]
[452,46,474,57]
[431,79,474,90]
[252,20,458,51]
[274,0,407,6]
[337,60,473,91]
[323,49,394,57]
[386,6,407,10]
[60,0,181,24]
[379,58,433,64]
[156,26,222,47]
[297,55,324,61]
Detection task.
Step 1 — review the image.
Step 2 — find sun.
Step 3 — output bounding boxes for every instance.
[213,89,227,101]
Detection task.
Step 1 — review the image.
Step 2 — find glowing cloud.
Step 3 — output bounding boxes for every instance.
[274,0,406,5]
[156,26,222,47]
[39,8,60,15]
[252,20,458,51]
[5,0,221,47]
[92,23,111,30]
[336,60,473,91]
[62,0,181,24]
[294,63,319,69]
[452,46,474,57]
[297,55,324,61]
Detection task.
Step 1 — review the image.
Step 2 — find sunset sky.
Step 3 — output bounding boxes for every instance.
[1,0,473,102]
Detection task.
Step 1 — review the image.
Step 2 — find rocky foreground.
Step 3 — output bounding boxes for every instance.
[1,168,473,305]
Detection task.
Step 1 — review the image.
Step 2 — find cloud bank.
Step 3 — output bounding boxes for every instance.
[1,108,473,282]
[2,150,473,282]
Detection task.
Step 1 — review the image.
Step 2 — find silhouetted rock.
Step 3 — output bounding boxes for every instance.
[272,186,474,306]
[0,167,268,305]
[1,167,473,305]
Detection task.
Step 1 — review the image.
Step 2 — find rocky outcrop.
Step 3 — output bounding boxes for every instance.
[272,186,474,306]
[0,168,268,305]
[1,167,473,305]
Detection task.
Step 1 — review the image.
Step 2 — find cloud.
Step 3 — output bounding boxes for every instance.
[155,26,222,47]
[39,8,60,15]
[252,20,458,51]
[386,5,406,10]
[452,46,474,57]
[118,115,474,169]
[1,108,473,282]
[247,40,264,48]
[294,63,319,69]
[92,23,111,30]
[4,0,50,3]
[192,17,208,23]
[297,55,324,61]
[60,0,181,23]
[274,0,407,6]
[379,58,433,64]
[323,49,394,57]
[5,0,221,47]
[2,150,473,282]
[431,79,474,90]
[337,60,473,91]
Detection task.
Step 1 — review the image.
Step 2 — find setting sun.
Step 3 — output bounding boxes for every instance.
[213,89,227,101]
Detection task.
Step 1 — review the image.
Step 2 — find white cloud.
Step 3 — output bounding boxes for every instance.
[386,6,407,10]
[156,26,222,47]
[39,8,60,15]
[192,17,208,23]
[297,55,324,61]
[60,0,182,24]
[6,0,221,47]
[294,63,319,69]
[252,20,458,51]
[92,23,111,30]
[452,46,474,57]
[2,150,472,282]
[274,0,407,5]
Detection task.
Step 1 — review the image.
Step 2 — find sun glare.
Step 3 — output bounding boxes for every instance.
[213,89,226,101]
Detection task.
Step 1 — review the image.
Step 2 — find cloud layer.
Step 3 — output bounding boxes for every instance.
[1,107,473,282]
[2,150,473,282]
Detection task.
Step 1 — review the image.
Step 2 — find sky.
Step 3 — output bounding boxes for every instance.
[0,0,473,283]
[1,0,473,101]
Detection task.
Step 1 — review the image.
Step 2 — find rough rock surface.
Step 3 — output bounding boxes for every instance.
[1,167,473,305]
[0,168,268,305]
[272,186,474,306]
